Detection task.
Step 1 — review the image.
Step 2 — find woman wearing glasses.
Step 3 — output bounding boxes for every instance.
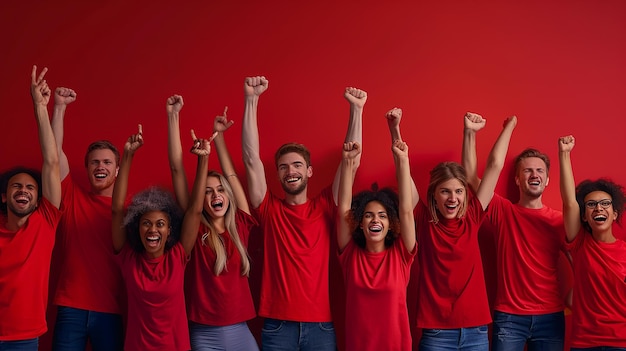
[559,135,626,350]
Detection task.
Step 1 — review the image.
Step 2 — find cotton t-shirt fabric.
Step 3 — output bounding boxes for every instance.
[0,197,61,340]
[487,193,566,314]
[118,242,190,351]
[54,176,123,314]
[566,232,626,348]
[415,194,491,329]
[186,210,258,326]
[254,186,336,322]
[339,239,416,351]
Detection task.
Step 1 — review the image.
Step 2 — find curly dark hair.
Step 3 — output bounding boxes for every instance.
[347,183,400,249]
[576,178,625,233]
[0,167,42,214]
[122,187,183,253]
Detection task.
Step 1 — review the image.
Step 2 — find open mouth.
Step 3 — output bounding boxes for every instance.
[593,214,608,222]
[146,235,161,248]
[211,199,224,210]
[529,180,541,186]
[286,176,301,184]
[369,224,383,233]
[94,172,107,179]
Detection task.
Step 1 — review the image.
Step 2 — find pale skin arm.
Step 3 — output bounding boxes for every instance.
[462,112,487,192]
[112,125,143,254]
[166,94,189,209]
[337,141,361,252]
[214,107,250,214]
[51,87,77,181]
[241,76,268,209]
[180,130,212,255]
[475,116,517,210]
[385,108,419,208]
[31,65,61,208]
[558,135,580,242]
[393,139,417,253]
[332,87,367,205]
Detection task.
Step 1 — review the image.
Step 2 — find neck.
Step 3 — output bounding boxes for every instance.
[5,213,30,232]
[284,191,308,206]
[92,186,114,197]
[211,217,226,233]
[365,241,386,253]
[592,229,616,243]
[518,194,543,209]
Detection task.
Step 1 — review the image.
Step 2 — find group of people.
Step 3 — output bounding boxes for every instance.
[0,66,625,351]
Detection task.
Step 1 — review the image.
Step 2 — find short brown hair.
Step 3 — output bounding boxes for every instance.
[84,140,120,167]
[274,142,311,169]
[514,148,550,174]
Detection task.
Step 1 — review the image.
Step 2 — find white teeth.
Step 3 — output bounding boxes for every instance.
[286,177,299,183]
[445,204,458,209]
[369,224,383,232]
[593,215,607,222]
[95,173,107,179]
[529,181,540,185]
[146,235,160,242]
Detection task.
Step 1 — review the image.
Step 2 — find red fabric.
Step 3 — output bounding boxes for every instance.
[566,232,626,348]
[118,242,190,351]
[415,194,491,328]
[254,186,336,322]
[339,239,416,351]
[53,177,124,314]
[487,194,566,314]
[0,198,61,340]
[186,210,257,326]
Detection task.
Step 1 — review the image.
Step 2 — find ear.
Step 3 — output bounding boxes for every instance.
[545,177,550,187]
[115,167,120,177]
[1,193,6,204]
[307,165,313,178]
[514,176,520,187]
[615,211,618,220]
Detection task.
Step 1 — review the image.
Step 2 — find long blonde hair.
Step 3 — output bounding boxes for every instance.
[427,162,469,224]
[201,171,250,276]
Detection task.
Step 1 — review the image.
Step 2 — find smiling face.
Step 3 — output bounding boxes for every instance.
[515,157,549,199]
[582,191,617,235]
[2,173,39,218]
[86,148,118,194]
[277,152,312,196]
[433,178,466,220]
[359,201,389,252]
[204,175,230,219]
[139,210,171,258]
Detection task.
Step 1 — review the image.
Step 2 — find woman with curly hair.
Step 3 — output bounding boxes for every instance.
[111,124,212,351]
[559,135,626,350]
[337,108,416,351]
[167,96,259,350]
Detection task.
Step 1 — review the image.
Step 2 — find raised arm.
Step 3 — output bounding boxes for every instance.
[393,139,416,253]
[180,130,211,255]
[31,65,61,209]
[462,112,486,192]
[337,141,361,252]
[50,87,77,181]
[112,124,143,253]
[558,135,580,242]
[241,76,268,209]
[167,94,189,209]
[213,107,250,214]
[332,87,367,204]
[475,116,517,210]
[385,107,418,208]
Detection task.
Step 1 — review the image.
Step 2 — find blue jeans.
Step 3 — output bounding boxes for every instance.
[492,310,564,351]
[0,339,38,351]
[261,318,336,351]
[189,321,259,351]
[52,306,123,351]
[419,326,489,351]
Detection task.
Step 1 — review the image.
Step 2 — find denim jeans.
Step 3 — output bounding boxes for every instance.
[52,306,123,351]
[419,326,489,351]
[189,321,259,351]
[491,310,564,351]
[261,318,336,351]
[0,339,38,351]
[571,348,626,351]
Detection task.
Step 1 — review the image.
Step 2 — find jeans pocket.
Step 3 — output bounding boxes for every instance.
[262,318,284,333]
[318,322,335,332]
[477,325,489,334]
[421,328,442,336]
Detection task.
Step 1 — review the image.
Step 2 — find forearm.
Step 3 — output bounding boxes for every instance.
[36,103,61,207]
[111,153,133,252]
[559,151,580,241]
[242,95,267,207]
[337,157,356,251]
[167,112,189,208]
[181,154,208,254]
[462,128,480,190]
[51,104,70,179]
[478,123,515,207]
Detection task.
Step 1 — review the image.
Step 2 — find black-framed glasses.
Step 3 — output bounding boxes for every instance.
[584,199,613,209]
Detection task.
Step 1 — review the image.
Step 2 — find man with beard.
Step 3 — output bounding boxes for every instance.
[0,65,62,350]
[463,119,566,351]
[49,87,124,350]
[241,76,366,351]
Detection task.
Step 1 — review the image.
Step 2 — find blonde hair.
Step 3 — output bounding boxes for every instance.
[427,162,469,224]
[201,171,250,276]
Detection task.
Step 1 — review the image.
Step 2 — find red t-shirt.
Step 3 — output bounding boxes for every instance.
[255,186,336,322]
[54,176,123,314]
[339,239,416,351]
[118,242,190,351]
[487,194,565,314]
[415,194,491,328]
[186,210,257,326]
[566,232,626,348]
[0,197,61,340]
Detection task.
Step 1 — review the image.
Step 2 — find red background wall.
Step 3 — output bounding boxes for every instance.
[1,1,625,350]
